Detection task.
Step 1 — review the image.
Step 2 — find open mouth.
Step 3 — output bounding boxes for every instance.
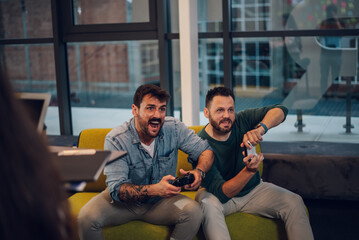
[149,119,161,130]
[220,119,232,127]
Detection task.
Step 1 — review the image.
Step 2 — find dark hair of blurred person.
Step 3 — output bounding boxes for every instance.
[0,63,75,240]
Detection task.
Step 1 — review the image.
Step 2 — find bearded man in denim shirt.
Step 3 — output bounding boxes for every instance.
[78,84,214,240]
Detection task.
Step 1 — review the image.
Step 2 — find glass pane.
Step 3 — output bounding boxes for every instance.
[73,0,149,25]
[198,0,222,32]
[233,39,271,94]
[0,0,53,39]
[232,36,359,142]
[67,40,159,135]
[170,0,222,33]
[170,0,179,33]
[199,38,224,112]
[4,44,59,134]
[232,0,359,31]
[172,38,224,122]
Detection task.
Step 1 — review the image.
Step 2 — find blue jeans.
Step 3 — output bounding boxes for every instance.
[195,181,314,240]
[78,188,202,240]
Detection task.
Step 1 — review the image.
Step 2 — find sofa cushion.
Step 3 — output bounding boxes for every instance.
[226,213,286,240]
[69,190,286,240]
[69,191,199,240]
[69,191,197,218]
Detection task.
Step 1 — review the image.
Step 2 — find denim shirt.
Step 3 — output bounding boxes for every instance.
[104,116,211,203]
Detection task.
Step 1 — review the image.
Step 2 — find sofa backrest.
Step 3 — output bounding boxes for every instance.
[77,127,262,192]
[77,128,111,191]
[176,126,204,176]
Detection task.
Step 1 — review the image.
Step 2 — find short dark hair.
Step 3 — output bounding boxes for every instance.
[133,84,170,108]
[205,87,235,108]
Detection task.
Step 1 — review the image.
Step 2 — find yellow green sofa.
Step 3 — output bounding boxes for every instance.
[69,127,287,240]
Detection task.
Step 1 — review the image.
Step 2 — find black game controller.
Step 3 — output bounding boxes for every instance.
[172,172,195,187]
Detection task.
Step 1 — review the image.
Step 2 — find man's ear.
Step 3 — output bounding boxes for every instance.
[204,107,209,118]
[132,104,138,117]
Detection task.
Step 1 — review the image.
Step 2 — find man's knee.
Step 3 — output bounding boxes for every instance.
[280,192,307,217]
[196,190,223,214]
[178,198,203,225]
[78,205,103,232]
[284,192,305,208]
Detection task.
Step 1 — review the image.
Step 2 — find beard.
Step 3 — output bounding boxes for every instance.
[209,115,233,134]
[137,115,163,138]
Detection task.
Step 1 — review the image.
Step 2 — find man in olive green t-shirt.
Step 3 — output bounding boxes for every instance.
[195,87,314,240]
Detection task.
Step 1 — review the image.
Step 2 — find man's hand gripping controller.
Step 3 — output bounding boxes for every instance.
[172,172,195,187]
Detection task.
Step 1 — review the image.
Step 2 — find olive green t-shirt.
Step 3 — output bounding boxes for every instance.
[197,104,288,203]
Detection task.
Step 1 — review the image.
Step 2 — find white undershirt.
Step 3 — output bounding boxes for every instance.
[141,140,155,158]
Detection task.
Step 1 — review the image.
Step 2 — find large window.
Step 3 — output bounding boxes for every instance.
[0,0,161,135]
[1,0,358,142]
[192,0,359,142]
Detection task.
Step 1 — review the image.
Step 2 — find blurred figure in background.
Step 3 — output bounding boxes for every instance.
[0,63,75,240]
[319,4,344,94]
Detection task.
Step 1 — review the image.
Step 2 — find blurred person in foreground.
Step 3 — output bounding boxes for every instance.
[78,84,214,240]
[195,87,314,240]
[0,64,75,240]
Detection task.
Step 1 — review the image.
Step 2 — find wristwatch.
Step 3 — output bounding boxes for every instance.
[195,168,206,180]
[256,122,268,134]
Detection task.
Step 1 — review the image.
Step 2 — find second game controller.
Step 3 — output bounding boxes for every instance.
[245,141,257,162]
[245,141,257,156]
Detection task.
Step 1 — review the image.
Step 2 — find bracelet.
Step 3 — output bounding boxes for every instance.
[258,122,268,134]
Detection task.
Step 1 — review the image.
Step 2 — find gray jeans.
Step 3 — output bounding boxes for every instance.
[78,188,202,240]
[195,181,314,240]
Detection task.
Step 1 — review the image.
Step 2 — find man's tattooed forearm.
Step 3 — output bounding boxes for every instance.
[119,183,151,202]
